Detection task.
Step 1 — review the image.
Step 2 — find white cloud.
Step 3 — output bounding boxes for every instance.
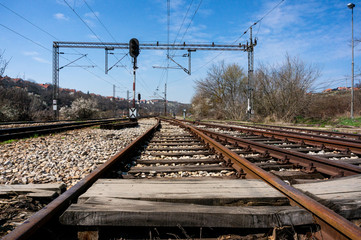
[85,11,100,19]
[84,19,95,27]
[54,13,69,21]
[23,51,39,56]
[33,57,51,64]
[87,34,98,40]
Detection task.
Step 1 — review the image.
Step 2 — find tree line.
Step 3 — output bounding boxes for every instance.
[191,55,359,122]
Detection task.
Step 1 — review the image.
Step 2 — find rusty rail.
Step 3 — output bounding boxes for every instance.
[194,125,361,177]
[232,122,361,141]
[169,119,361,240]
[188,120,361,155]
[3,120,160,240]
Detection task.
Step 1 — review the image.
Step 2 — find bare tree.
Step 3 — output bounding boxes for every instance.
[0,50,11,77]
[254,54,320,122]
[192,61,248,119]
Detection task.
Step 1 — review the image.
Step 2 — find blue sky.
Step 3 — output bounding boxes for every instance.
[0,0,360,103]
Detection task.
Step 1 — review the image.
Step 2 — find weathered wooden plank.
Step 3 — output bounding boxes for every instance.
[294,174,361,197]
[291,148,322,152]
[150,139,200,143]
[258,141,285,145]
[128,164,233,174]
[271,170,324,181]
[27,190,59,199]
[146,147,207,151]
[0,183,66,191]
[78,179,287,205]
[137,158,221,165]
[329,158,361,165]
[148,151,212,156]
[0,183,66,195]
[0,183,66,199]
[255,163,294,171]
[154,134,193,138]
[276,144,304,148]
[294,174,361,219]
[60,198,312,228]
[148,142,201,146]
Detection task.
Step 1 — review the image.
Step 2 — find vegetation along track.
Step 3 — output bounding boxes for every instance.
[3,118,361,239]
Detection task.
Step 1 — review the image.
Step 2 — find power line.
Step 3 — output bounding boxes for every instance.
[156,0,201,96]
[63,0,104,45]
[82,0,117,43]
[0,2,58,40]
[170,0,194,57]
[168,0,285,85]
[0,23,119,89]
[178,0,203,44]
[0,23,52,52]
[0,2,125,90]
[64,0,131,89]
[81,0,153,95]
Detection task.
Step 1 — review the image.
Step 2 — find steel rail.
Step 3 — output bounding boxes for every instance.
[236,122,361,141]
[227,121,361,143]
[194,125,361,177]
[3,119,160,240]
[188,120,361,155]
[0,119,128,142]
[169,119,361,240]
[0,119,126,135]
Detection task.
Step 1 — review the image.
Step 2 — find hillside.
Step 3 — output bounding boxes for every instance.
[0,76,190,121]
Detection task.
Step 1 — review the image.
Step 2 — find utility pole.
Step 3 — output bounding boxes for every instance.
[348,3,356,119]
[52,44,60,120]
[247,26,256,120]
[164,82,167,116]
[113,84,116,117]
[165,0,170,117]
[127,90,130,117]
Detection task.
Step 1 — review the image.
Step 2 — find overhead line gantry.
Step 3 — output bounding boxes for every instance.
[52,40,255,119]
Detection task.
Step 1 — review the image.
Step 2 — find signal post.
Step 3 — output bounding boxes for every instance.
[129,38,139,120]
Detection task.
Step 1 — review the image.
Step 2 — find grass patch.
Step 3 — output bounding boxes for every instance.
[0,139,18,145]
[337,117,361,127]
[293,116,333,127]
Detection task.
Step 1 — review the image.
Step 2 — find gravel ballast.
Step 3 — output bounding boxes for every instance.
[0,119,157,188]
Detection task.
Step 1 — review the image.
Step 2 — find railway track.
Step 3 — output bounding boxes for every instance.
[184,120,361,176]
[0,119,133,142]
[2,118,361,239]
[229,122,361,141]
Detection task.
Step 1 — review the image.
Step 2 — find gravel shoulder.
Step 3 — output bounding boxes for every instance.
[0,118,157,188]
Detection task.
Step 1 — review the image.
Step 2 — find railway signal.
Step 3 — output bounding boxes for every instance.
[129,38,139,58]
